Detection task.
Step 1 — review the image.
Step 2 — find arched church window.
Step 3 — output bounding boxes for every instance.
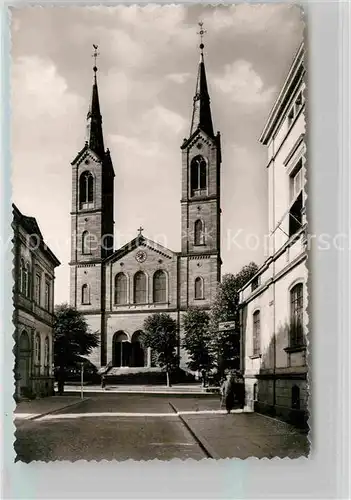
[194,219,205,245]
[153,270,167,303]
[82,231,92,255]
[190,156,207,196]
[114,273,128,305]
[194,276,204,300]
[79,171,94,208]
[134,271,147,304]
[82,284,90,304]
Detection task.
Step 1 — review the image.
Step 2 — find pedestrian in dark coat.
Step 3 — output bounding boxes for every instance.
[221,372,235,414]
[101,374,106,390]
[57,367,65,396]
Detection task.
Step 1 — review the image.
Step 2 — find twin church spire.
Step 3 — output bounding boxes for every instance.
[86,45,105,158]
[84,22,215,158]
[189,22,215,139]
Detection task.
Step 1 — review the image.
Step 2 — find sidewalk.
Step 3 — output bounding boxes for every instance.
[181,411,309,459]
[14,396,83,420]
[61,384,209,395]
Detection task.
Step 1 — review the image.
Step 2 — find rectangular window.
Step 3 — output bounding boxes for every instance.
[35,273,41,305]
[287,107,295,127]
[253,311,260,356]
[290,284,304,346]
[45,280,50,311]
[294,92,303,115]
[289,160,304,237]
[251,276,260,292]
[290,160,303,202]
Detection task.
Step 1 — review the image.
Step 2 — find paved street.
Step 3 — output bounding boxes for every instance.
[15,393,309,461]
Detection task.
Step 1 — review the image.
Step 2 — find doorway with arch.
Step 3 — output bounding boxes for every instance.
[112,330,147,368]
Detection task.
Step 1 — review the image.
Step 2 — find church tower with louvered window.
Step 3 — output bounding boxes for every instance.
[179,32,222,312]
[69,56,115,365]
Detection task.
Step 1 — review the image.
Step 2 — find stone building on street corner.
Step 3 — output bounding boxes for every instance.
[13,204,60,400]
[239,43,307,427]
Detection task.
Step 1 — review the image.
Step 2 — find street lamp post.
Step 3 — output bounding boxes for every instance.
[80,362,84,400]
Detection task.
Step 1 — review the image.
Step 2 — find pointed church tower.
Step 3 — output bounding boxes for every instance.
[69,47,115,337]
[179,24,222,310]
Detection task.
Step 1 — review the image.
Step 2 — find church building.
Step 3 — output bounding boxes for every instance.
[69,39,222,374]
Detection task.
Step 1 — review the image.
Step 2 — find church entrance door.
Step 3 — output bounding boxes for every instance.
[112,332,131,367]
[131,331,145,367]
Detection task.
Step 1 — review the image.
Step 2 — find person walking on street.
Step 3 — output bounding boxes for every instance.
[221,371,235,414]
[57,367,65,396]
[101,374,106,390]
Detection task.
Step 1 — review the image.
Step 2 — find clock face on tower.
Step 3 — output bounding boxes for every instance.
[135,250,147,263]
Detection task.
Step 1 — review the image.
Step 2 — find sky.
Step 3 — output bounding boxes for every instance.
[11,5,304,304]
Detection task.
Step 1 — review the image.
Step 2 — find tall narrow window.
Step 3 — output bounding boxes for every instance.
[114,273,127,305]
[82,284,90,305]
[79,171,94,209]
[82,231,92,255]
[194,277,204,300]
[289,160,304,237]
[21,260,27,295]
[35,273,41,305]
[153,270,167,303]
[290,160,303,202]
[45,280,50,311]
[34,333,41,365]
[44,336,50,373]
[19,259,23,293]
[291,385,300,410]
[194,219,205,245]
[253,310,261,356]
[134,272,147,304]
[290,283,304,346]
[26,263,31,298]
[190,156,207,196]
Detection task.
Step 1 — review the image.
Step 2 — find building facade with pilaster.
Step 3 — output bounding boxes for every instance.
[239,43,308,426]
[13,204,60,400]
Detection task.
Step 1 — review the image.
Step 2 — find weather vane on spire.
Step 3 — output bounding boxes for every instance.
[197,21,206,51]
[92,44,99,73]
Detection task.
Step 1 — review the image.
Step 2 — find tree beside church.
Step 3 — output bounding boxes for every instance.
[209,263,259,377]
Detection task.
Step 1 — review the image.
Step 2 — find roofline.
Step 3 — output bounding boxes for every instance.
[181,127,220,150]
[71,144,115,177]
[12,203,61,267]
[104,235,176,264]
[259,42,304,145]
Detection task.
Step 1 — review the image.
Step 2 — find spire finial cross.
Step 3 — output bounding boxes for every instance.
[137,226,144,236]
[92,44,99,73]
[197,21,206,50]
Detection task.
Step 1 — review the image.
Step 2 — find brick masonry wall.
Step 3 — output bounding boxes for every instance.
[105,310,179,364]
[105,245,178,311]
[181,133,220,254]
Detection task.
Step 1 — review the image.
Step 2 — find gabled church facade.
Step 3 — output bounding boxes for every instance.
[69,42,222,372]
